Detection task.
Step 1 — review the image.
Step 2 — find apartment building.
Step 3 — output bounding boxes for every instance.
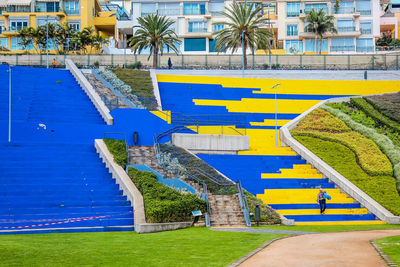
[0,0,116,53]
[277,0,380,54]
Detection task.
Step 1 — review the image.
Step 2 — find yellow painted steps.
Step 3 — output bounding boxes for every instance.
[277,208,369,215]
[261,172,323,179]
[295,220,386,226]
[257,189,354,204]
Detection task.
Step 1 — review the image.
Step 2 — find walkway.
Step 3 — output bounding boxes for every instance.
[211,227,314,235]
[240,229,400,267]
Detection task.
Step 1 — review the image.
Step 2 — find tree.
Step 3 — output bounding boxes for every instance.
[17,27,36,53]
[302,9,337,54]
[128,14,181,69]
[213,2,272,69]
[54,23,77,53]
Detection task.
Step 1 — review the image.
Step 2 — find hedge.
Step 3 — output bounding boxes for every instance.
[294,135,400,216]
[322,105,400,192]
[366,92,400,124]
[244,191,281,224]
[103,138,127,168]
[294,108,350,133]
[128,167,207,223]
[292,109,393,177]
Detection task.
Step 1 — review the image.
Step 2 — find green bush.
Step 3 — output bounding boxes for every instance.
[292,109,393,176]
[103,138,127,168]
[127,167,207,223]
[322,105,400,192]
[113,68,154,98]
[366,93,400,124]
[244,191,281,224]
[294,135,400,216]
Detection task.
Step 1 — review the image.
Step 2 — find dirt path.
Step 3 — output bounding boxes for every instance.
[240,229,400,267]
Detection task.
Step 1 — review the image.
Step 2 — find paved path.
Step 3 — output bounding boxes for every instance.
[240,229,400,267]
[211,227,314,235]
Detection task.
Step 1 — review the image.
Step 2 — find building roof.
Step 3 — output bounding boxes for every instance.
[6,0,32,6]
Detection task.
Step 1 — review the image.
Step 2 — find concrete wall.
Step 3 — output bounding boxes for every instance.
[172,133,249,154]
[280,96,400,224]
[95,139,146,228]
[136,222,192,234]
[65,59,113,125]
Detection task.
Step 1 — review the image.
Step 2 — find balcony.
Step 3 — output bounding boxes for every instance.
[188,28,208,33]
[157,9,180,16]
[356,46,374,52]
[338,26,356,32]
[330,45,355,52]
[356,9,371,15]
[360,28,372,35]
[287,11,299,17]
[336,7,355,14]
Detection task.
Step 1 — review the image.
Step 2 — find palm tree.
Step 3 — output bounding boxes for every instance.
[128,14,181,69]
[213,2,272,69]
[302,9,337,54]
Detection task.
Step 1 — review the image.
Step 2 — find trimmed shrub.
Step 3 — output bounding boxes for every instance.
[322,105,400,192]
[292,109,393,176]
[294,136,400,216]
[128,167,207,223]
[245,191,281,224]
[103,138,127,168]
[366,92,400,123]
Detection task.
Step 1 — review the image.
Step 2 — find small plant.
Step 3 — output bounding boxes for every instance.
[55,80,62,83]
[93,61,100,68]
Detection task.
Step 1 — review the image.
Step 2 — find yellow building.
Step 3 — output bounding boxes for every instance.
[0,0,116,53]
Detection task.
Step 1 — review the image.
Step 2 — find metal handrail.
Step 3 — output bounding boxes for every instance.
[236,181,251,226]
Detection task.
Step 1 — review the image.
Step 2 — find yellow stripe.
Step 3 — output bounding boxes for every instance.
[277,208,369,215]
[257,189,354,204]
[156,74,400,96]
[261,173,323,179]
[150,110,171,124]
[295,221,386,226]
[250,119,292,126]
[293,164,313,169]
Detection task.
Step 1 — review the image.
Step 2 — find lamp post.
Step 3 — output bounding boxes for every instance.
[7,65,12,143]
[46,15,49,69]
[241,30,245,77]
[271,83,280,147]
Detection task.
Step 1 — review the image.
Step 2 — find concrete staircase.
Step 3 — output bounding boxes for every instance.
[128,146,173,178]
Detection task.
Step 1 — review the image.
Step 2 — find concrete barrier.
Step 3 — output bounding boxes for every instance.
[136,222,192,234]
[150,69,162,110]
[280,96,400,224]
[95,139,146,228]
[66,59,113,125]
[172,133,249,155]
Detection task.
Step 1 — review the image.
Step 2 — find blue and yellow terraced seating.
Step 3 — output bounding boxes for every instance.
[156,74,400,225]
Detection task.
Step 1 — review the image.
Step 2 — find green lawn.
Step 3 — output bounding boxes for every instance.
[375,235,400,265]
[254,224,400,233]
[0,227,286,267]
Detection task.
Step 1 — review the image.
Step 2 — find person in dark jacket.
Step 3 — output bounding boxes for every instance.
[317,189,326,214]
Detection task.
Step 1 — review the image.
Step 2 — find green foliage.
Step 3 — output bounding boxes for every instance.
[55,80,62,83]
[366,92,400,124]
[301,9,337,54]
[292,108,393,176]
[376,32,393,47]
[128,167,206,223]
[113,68,154,99]
[245,191,281,224]
[322,105,400,192]
[128,14,181,69]
[103,138,127,168]
[213,2,273,68]
[294,136,400,215]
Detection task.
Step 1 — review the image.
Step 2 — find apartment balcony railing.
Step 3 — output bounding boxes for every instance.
[330,45,355,51]
[188,28,208,33]
[141,11,155,17]
[356,9,371,15]
[210,11,224,16]
[287,11,299,17]
[157,9,180,16]
[361,28,372,34]
[337,26,356,32]
[5,26,28,32]
[287,31,298,36]
[336,7,355,14]
[356,46,374,52]
[65,10,80,15]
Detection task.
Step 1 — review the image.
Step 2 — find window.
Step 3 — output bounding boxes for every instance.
[356,0,371,15]
[184,38,206,51]
[68,21,80,31]
[158,3,180,16]
[337,19,355,32]
[209,1,224,16]
[209,39,218,52]
[37,17,59,26]
[286,2,300,17]
[7,5,30,12]
[11,37,33,50]
[334,1,354,14]
[331,37,354,51]
[9,19,28,31]
[64,0,80,15]
[188,21,207,33]
[263,3,276,15]
[36,2,59,12]
[213,24,224,32]
[141,3,155,16]
[356,38,373,51]
[305,38,327,52]
[285,40,302,53]
[183,3,206,15]
[287,24,298,36]
[0,38,8,48]
[0,6,5,15]
[305,4,328,13]
[360,21,372,34]
[0,20,4,34]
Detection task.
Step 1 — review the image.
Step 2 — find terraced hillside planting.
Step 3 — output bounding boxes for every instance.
[113,68,155,99]
[366,92,400,123]
[291,109,400,215]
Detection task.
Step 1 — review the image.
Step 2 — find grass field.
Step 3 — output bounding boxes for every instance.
[375,235,400,265]
[255,224,400,233]
[0,227,285,267]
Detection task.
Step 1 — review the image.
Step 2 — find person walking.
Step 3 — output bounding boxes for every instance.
[168,57,172,69]
[317,189,326,215]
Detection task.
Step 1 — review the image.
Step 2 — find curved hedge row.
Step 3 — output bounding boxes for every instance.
[366,92,400,124]
[128,167,207,223]
[292,109,393,176]
[322,105,400,192]
[294,136,400,216]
